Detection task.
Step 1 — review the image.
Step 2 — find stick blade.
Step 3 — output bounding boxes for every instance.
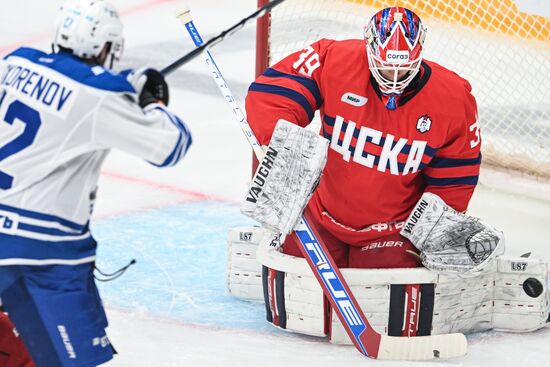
[377,333,467,361]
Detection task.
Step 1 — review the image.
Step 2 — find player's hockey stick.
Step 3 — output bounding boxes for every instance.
[161,0,286,76]
[175,5,467,361]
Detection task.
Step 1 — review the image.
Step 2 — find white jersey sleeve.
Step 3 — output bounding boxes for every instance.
[94,96,191,167]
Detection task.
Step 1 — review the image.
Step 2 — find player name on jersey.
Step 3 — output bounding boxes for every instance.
[1,63,75,115]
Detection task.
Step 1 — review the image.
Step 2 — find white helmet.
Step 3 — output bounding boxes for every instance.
[53,0,123,67]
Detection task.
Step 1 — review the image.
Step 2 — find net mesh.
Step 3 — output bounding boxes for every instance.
[265,0,550,178]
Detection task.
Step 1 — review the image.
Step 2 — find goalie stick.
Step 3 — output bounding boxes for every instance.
[174,3,468,361]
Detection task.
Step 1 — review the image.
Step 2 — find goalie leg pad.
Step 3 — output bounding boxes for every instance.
[332,255,549,343]
[256,244,549,344]
[258,233,327,337]
[226,226,271,301]
[492,256,549,332]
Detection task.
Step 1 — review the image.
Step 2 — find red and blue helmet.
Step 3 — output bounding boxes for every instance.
[364,7,427,95]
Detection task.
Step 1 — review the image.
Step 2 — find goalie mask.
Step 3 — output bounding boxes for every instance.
[364,7,427,97]
[53,0,124,68]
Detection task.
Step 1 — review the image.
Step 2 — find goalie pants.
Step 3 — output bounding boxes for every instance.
[282,207,422,269]
[0,263,114,367]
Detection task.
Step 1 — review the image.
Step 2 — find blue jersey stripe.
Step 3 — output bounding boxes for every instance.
[262,68,323,108]
[428,154,482,168]
[249,82,315,121]
[0,233,96,261]
[423,174,479,186]
[151,107,192,167]
[0,204,86,231]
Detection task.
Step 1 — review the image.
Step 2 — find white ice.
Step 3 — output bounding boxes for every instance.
[1,1,549,366]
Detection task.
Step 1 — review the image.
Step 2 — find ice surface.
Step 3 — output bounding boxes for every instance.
[1,1,549,366]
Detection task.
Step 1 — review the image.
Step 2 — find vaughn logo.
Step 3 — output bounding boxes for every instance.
[402,199,429,234]
[245,146,278,203]
[341,92,368,107]
[416,114,432,133]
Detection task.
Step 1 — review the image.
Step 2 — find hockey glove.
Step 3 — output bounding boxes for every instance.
[126,68,169,107]
[400,192,505,275]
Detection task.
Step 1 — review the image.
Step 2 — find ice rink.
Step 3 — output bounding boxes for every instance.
[1,1,549,366]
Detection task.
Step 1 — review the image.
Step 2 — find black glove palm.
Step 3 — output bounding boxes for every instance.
[139,69,169,108]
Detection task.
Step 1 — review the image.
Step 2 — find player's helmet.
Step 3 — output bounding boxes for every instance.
[53,0,123,68]
[364,7,427,95]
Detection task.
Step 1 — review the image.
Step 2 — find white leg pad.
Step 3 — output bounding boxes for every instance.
[282,272,326,337]
[257,234,326,336]
[493,256,549,332]
[226,226,269,301]
[255,244,549,344]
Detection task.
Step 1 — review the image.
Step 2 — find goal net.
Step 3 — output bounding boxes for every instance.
[256,0,550,179]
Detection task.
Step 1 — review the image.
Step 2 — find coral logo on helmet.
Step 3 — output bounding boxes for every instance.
[386,50,410,63]
[416,115,431,133]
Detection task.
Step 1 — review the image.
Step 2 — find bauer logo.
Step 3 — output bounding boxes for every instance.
[361,240,404,251]
[386,50,410,63]
[57,325,76,359]
[511,262,528,271]
[341,92,368,107]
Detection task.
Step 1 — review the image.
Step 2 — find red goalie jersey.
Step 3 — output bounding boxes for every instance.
[246,39,481,267]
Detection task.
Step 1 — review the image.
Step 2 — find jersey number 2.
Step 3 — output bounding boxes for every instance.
[0,100,42,189]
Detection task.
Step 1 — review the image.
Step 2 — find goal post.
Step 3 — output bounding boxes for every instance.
[255,0,550,179]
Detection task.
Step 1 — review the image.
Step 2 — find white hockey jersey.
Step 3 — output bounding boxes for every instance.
[0,47,192,265]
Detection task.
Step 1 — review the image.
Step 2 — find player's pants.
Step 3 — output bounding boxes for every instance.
[0,263,114,367]
[282,210,422,269]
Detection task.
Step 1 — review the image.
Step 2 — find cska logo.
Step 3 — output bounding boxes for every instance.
[416,115,432,133]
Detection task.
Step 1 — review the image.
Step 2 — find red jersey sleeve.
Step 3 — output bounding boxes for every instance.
[423,82,481,212]
[245,39,334,145]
